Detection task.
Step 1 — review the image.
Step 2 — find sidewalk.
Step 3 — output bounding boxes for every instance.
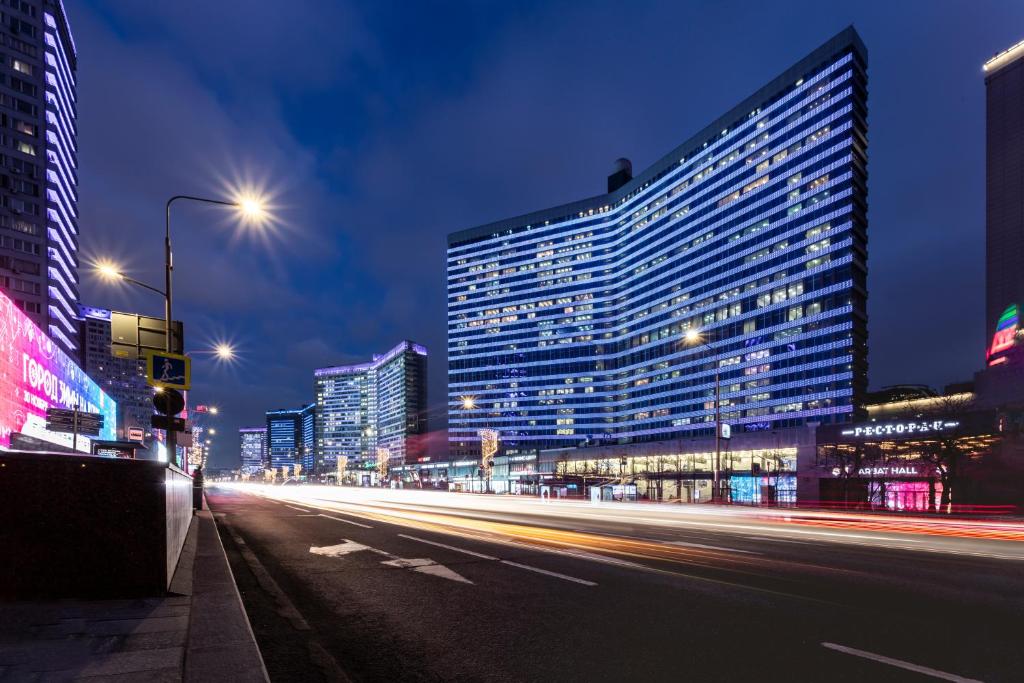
[0,505,267,682]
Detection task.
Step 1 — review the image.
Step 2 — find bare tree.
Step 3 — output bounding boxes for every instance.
[918,393,978,512]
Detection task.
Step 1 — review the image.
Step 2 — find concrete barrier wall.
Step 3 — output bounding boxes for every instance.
[165,465,193,585]
[0,451,194,598]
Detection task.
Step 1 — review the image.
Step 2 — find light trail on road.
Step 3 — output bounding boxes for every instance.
[217,484,1024,570]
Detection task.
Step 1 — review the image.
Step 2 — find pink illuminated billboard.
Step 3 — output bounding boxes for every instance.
[0,291,117,450]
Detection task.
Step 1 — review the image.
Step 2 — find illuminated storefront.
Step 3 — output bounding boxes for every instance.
[813,415,1000,512]
[0,291,117,452]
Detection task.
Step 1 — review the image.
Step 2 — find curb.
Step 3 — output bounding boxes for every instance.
[183,500,270,682]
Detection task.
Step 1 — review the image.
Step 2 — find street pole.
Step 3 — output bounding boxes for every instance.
[714,364,721,502]
[163,195,238,470]
[164,199,176,468]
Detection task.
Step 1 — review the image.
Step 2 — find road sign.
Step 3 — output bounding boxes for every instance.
[45,407,104,437]
[111,312,183,359]
[151,415,186,431]
[146,351,191,390]
[153,388,186,416]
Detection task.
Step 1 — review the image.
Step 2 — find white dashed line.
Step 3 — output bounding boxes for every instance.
[286,505,311,512]
[318,513,372,529]
[398,535,499,560]
[821,642,982,682]
[499,560,597,586]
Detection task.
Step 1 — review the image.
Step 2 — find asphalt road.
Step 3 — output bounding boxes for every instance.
[206,484,1024,682]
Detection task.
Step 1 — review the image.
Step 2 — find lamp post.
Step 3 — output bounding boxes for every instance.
[94,192,262,467]
[165,195,262,465]
[684,328,722,502]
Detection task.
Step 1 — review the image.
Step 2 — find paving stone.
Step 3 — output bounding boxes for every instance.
[84,616,188,636]
[76,667,182,682]
[72,647,184,677]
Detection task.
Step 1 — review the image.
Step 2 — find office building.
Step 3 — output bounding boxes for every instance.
[77,305,151,440]
[0,1,79,354]
[983,39,1024,362]
[447,28,868,457]
[265,404,313,475]
[238,427,266,473]
[314,341,427,477]
[300,405,314,475]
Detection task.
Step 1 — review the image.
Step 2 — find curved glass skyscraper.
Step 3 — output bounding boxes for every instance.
[447,28,868,456]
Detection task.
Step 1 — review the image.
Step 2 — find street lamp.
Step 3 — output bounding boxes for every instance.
[93,259,166,297]
[94,194,265,467]
[159,194,263,464]
[684,328,722,502]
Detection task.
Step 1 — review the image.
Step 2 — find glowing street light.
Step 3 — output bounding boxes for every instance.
[461,396,476,410]
[683,328,722,502]
[237,195,266,221]
[92,259,166,297]
[214,343,235,361]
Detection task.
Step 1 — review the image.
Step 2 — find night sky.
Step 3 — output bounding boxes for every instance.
[70,1,1024,468]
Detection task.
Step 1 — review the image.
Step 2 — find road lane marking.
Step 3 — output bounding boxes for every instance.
[310,540,372,557]
[310,540,474,584]
[398,533,596,585]
[319,513,372,529]
[380,557,473,584]
[499,560,597,586]
[667,541,761,555]
[821,643,982,682]
[398,535,499,560]
[286,505,311,512]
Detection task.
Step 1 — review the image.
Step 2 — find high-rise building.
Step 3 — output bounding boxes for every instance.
[447,28,868,456]
[238,427,266,473]
[314,341,427,475]
[983,39,1024,359]
[265,404,313,474]
[77,305,151,440]
[300,404,315,475]
[0,1,79,355]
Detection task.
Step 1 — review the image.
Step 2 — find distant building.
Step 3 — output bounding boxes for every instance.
[0,0,80,355]
[238,427,266,473]
[265,404,314,475]
[984,38,1024,359]
[300,405,315,475]
[77,305,151,441]
[447,28,868,458]
[314,341,427,478]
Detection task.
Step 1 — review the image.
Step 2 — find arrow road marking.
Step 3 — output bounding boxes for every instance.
[399,534,597,586]
[380,557,473,584]
[309,540,372,557]
[309,540,473,584]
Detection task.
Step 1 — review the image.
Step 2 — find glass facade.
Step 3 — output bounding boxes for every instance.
[265,405,313,474]
[314,341,427,475]
[238,427,266,473]
[447,29,868,455]
[0,1,80,354]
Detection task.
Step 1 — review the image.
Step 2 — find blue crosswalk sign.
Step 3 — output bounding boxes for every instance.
[145,350,191,390]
